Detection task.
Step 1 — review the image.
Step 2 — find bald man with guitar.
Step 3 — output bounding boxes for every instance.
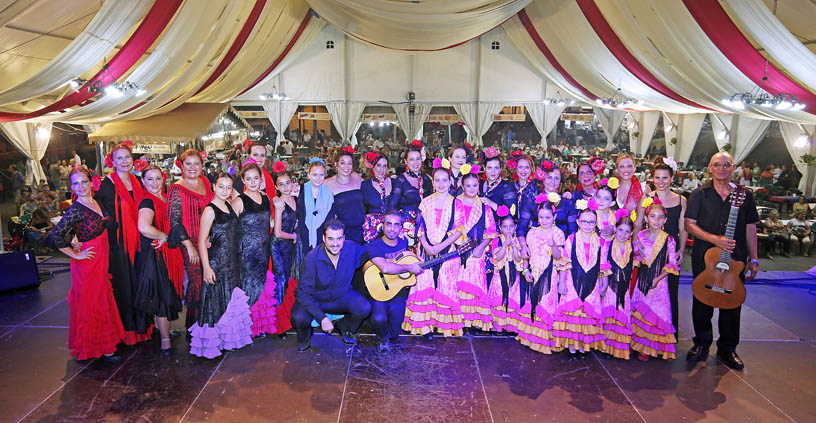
[685,152,759,370]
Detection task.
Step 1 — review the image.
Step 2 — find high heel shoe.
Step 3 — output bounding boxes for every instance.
[160,338,172,355]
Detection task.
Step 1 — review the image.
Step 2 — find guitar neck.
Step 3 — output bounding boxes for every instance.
[421,250,460,269]
[718,204,740,264]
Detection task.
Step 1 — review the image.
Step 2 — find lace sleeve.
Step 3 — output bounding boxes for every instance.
[46,205,80,249]
[167,187,189,248]
[516,190,537,238]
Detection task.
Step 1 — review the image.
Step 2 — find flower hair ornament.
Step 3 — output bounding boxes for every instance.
[599,177,620,191]
[308,157,325,166]
[341,145,355,154]
[480,146,500,165]
[432,158,450,169]
[242,157,258,168]
[497,204,517,218]
[614,208,630,224]
[410,139,423,148]
[540,160,556,172]
[200,151,208,161]
[662,156,678,173]
[576,199,599,211]
[271,161,287,173]
[589,157,605,175]
[460,163,480,176]
[534,167,547,181]
[506,149,523,169]
[364,152,383,169]
[133,159,148,173]
[242,139,253,151]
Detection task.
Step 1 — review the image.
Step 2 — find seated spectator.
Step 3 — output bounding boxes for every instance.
[759,165,774,186]
[788,211,812,256]
[792,195,809,218]
[682,173,701,192]
[763,210,791,259]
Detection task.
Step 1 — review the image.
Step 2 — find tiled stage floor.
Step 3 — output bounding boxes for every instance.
[1,258,815,422]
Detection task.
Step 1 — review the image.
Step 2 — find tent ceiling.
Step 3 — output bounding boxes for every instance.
[88,102,239,144]
[0,0,815,125]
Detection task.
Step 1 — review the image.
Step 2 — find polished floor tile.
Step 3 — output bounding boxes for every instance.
[0,328,85,422]
[182,333,351,423]
[597,340,791,422]
[340,336,491,423]
[473,337,641,422]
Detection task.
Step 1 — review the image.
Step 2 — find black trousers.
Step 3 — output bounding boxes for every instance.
[691,249,742,353]
[290,289,371,344]
[369,296,407,341]
[668,273,679,336]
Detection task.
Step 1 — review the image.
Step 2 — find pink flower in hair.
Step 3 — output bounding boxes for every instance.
[91,175,101,192]
[432,158,442,169]
[587,199,599,211]
[534,168,546,181]
[497,205,509,217]
[506,159,517,170]
[104,153,113,169]
[200,151,208,160]
[535,193,547,204]
[615,208,630,223]
[470,165,481,174]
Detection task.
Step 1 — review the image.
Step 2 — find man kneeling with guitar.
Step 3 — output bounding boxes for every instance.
[685,152,759,370]
[363,210,424,351]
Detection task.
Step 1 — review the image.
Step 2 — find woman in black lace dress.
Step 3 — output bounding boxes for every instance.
[232,163,275,337]
[325,147,365,244]
[271,171,301,334]
[189,174,252,358]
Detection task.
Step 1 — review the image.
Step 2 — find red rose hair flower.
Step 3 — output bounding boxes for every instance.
[272,161,287,173]
[133,159,148,172]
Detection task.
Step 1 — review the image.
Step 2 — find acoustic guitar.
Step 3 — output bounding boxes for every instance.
[363,239,479,301]
[691,184,747,309]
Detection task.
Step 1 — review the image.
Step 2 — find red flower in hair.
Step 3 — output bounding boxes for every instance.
[364,152,380,169]
[510,149,523,159]
[200,151,208,160]
[91,175,101,192]
[589,157,605,174]
[410,139,423,147]
[541,160,555,171]
[175,158,183,169]
[272,161,286,173]
[242,139,252,151]
[512,173,519,181]
[342,146,355,154]
[104,153,113,168]
[133,159,148,172]
[506,160,518,170]
[464,142,473,154]
[535,168,546,181]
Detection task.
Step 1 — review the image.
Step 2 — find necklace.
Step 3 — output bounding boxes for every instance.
[375,177,386,214]
[407,171,423,197]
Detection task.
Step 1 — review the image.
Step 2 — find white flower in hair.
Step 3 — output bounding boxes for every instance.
[663,156,678,172]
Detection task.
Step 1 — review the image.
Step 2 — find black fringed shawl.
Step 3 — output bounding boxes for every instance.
[570,234,602,301]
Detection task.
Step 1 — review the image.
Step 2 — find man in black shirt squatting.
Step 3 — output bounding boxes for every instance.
[292,219,371,352]
[685,152,759,370]
[365,210,424,352]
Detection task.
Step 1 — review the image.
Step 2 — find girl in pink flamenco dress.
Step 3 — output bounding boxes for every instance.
[402,166,463,337]
[631,202,679,360]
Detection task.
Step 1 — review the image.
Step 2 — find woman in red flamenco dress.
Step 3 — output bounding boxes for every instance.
[47,167,125,361]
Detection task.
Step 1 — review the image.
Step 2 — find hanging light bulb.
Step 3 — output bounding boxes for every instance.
[104,84,124,98]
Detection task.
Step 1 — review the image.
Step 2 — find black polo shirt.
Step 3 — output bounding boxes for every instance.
[296,240,367,321]
[686,181,759,264]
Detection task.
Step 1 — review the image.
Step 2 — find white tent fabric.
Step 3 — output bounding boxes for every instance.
[523,102,565,148]
[662,112,706,165]
[394,103,432,142]
[732,115,772,164]
[305,0,530,51]
[709,114,734,151]
[594,107,627,151]
[0,122,51,185]
[39,0,231,123]
[263,101,299,142]
[0,0,150,106]
[779,122,816,194]
[722,0,816,92]
[626,111,660,156]
[597,0,815,124]
[96,1,251,123]
[327,102,366,144]
[454,103,504,146]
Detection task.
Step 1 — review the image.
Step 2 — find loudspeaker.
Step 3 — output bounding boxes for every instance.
[0,250,41,293]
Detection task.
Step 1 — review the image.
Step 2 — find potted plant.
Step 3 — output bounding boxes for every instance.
[670,137,678,145]
[800,154,815,166]
[722,143,732,152]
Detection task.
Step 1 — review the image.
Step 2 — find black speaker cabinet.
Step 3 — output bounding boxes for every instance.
[0,250,41,293]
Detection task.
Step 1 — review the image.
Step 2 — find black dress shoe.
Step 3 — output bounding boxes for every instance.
[717,351,744,370]
[686,345,709,361]
[340,330,356,345]
[102,354,121,362]
[297,340,311,352]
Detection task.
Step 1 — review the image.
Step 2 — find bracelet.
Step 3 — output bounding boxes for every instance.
[749,258,759,265]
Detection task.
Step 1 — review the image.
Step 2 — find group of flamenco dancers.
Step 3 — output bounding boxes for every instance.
[47,138,682,362]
